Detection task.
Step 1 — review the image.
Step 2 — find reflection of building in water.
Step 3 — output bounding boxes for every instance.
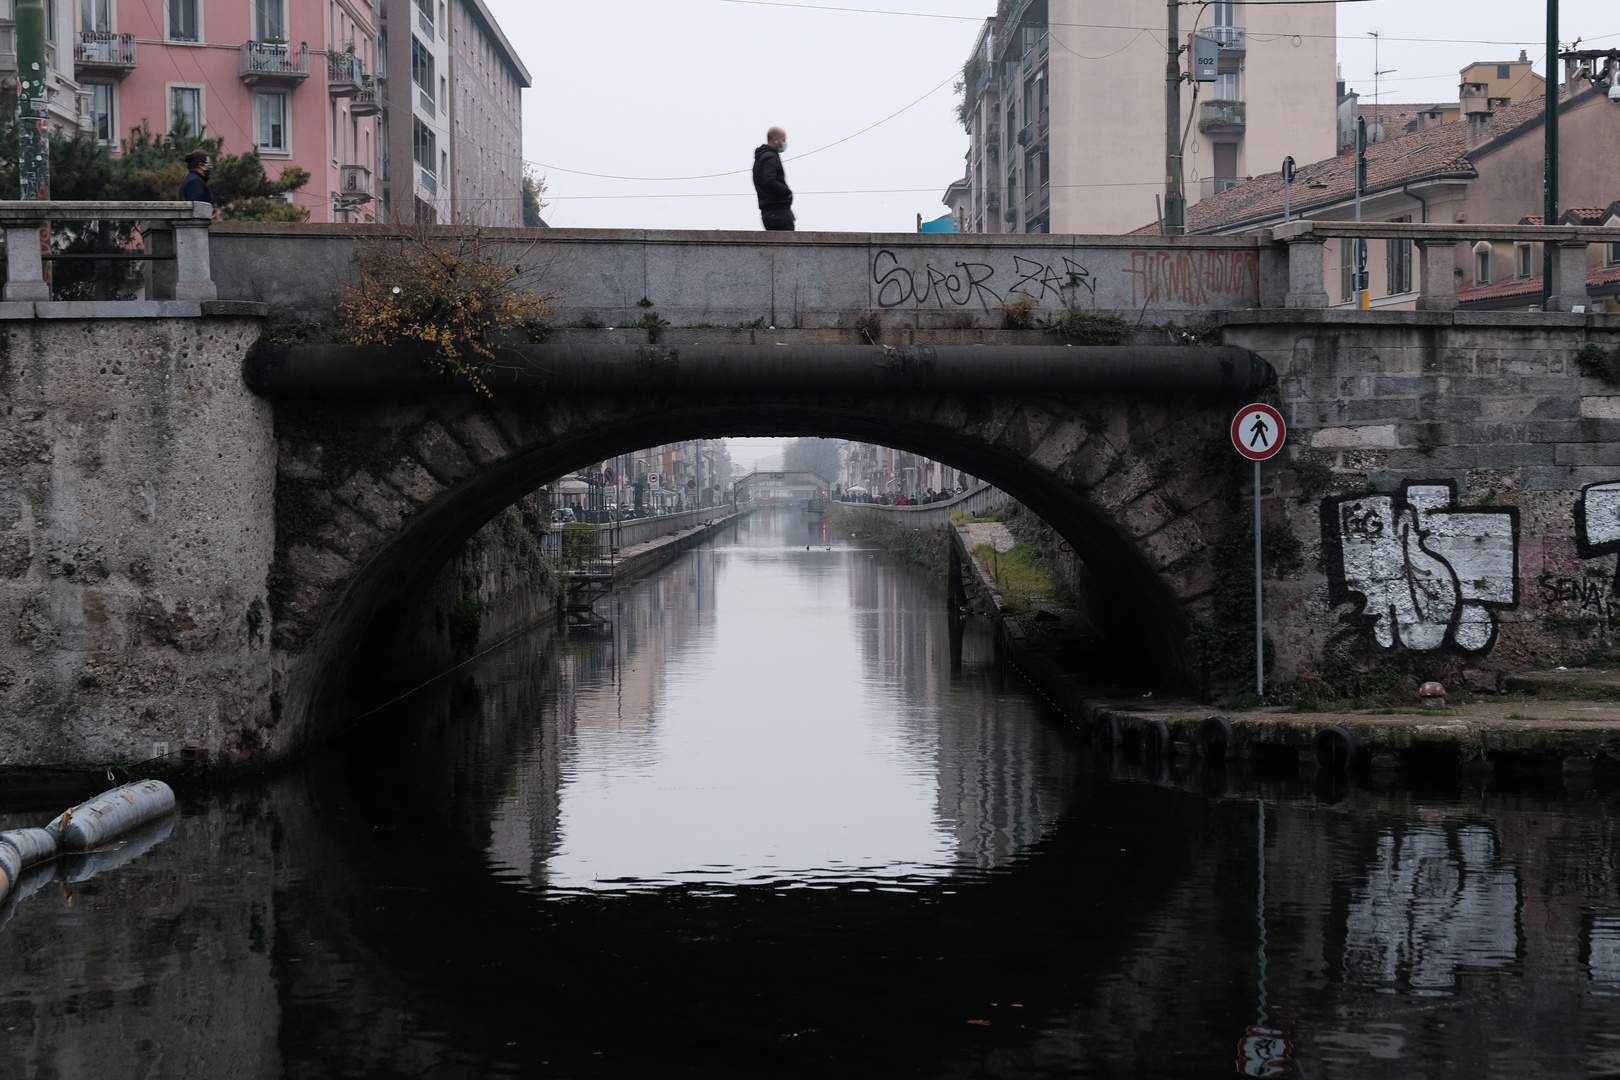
[844,552,1071,869]
[1589,916,1620,988]
[484,550,720,887]
[1341,824,1519,991]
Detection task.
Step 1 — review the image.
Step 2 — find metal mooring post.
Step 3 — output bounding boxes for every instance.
[1254,459,1264,697]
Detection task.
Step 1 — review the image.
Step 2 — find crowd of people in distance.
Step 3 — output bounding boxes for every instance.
[836,486,964,506]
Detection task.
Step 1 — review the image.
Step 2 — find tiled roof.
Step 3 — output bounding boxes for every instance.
[1356,102,1458,135]
[1184,94,1556,234]
[1456,261,1620,306]
[1518,206,1615,225]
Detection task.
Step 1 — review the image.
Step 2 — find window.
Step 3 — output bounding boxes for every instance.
[79,0,109,33]
[256,91,287,151]
[413,116,436,172]
[1516,243,1534,280]
[1340,240,1355,303]
[1215,71,1239,101]
[1386,216,1412,295]
[168,0,198,40]
[254,0,285,41]
[1609,242,1620,268]
[1475,246,1492,287]
[45,0,56,41]
[88,82,113,143]
[1497,64,1511,80]
[170,86,201,136]
[411,36,434,90]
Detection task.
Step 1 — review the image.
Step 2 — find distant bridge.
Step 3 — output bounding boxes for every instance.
[733,471,832,502]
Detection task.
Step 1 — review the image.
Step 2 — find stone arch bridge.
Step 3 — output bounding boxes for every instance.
[4,220,1620,772]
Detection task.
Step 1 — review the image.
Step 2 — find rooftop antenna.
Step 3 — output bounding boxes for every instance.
[1367,31,1396,140]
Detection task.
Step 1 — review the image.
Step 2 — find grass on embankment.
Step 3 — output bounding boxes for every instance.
[971,542,1071,613]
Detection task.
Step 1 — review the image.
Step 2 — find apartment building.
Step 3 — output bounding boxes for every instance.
[377,0,528,225]
[956,0,1336,235]
[0,0,387,221]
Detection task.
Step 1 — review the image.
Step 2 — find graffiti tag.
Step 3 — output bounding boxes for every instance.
[1322,481,1519,654]
[871,249,1094,310]
[1120,249,1260,309]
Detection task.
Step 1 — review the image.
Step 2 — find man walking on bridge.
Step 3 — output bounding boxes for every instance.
[753,127,795,231]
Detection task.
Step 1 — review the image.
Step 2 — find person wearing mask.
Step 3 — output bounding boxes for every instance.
[179,150,214,206]
[752,127,795,231]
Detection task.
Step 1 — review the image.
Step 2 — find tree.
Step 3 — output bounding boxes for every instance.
[522,167,548,228]
[782,438,843,484]
[106,118,310,221]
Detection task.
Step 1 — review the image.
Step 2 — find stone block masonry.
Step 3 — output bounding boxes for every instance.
[1224,310,1620,680]
[0,317,276,771]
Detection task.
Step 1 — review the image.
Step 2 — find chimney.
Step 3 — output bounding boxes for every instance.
[1462,81,1494,146]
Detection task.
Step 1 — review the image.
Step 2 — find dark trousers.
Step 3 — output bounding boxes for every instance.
[761,208,795,231]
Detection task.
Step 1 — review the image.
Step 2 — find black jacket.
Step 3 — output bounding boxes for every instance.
[753,145,792,210]
[179,169,214,205]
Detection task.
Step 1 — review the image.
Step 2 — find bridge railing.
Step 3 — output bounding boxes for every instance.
[1271,220,1620,313]
[0,201,216,304]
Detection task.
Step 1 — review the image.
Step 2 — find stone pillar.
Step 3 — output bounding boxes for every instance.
[3,221,49,302]
[1282,237,1331,309]
[1416,239,1459,312]
[1547,239,1590,313]
[172,219,217,301]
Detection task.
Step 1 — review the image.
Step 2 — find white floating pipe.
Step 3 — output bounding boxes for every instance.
[0,827,59,868]
[0,841,16,903]
[46,779,176,851]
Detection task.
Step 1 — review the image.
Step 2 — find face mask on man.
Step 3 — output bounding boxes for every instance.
[777,143,787,153]
[203,163,213,176]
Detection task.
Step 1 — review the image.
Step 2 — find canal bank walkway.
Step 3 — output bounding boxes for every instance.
[942,521,1620,779]
[603,507,754,582]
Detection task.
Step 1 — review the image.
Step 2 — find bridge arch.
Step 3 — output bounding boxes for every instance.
[257,343,1267,756]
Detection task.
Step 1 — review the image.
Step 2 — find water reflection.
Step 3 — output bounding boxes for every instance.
[485,508,1072,892]
[1341,824,1520,994]
[2,511,1620,1077]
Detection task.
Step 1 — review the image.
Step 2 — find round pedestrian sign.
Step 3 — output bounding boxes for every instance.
[1232,403,1286,461]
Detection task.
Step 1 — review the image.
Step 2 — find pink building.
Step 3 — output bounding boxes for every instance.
[73,0,382,222]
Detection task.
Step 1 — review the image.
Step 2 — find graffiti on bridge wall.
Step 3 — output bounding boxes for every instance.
[1322,482,1519,654]
[1121,249,1260,309]
[872,249,1095,309]
[1541,480,1620,626]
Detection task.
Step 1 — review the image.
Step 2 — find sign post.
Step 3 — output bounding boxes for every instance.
[1231,404,1287,697]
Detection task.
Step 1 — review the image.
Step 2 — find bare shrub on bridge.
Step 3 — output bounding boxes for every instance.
[335,227,554,396]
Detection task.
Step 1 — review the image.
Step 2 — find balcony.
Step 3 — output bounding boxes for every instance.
[418,164,437,195]
[417,5,434,38]
[1017,122,1034,147]
[327,51,363,97]
[339,164,373,203]
[1199,176,1244,200]
[417,86,435,118]
[1209,25,1246,52]
[1199,99,1246,132]
[350,74,380,116]
[239,41,311,85]
[74,31,136,78]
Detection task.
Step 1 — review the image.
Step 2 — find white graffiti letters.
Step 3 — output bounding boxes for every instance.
[1328,483,1518,654]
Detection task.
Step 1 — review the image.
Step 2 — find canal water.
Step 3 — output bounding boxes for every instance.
[3,509,1620,1078]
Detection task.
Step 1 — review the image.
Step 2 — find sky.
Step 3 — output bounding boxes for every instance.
[478,0,1620,467]
[482,0,1618,234]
